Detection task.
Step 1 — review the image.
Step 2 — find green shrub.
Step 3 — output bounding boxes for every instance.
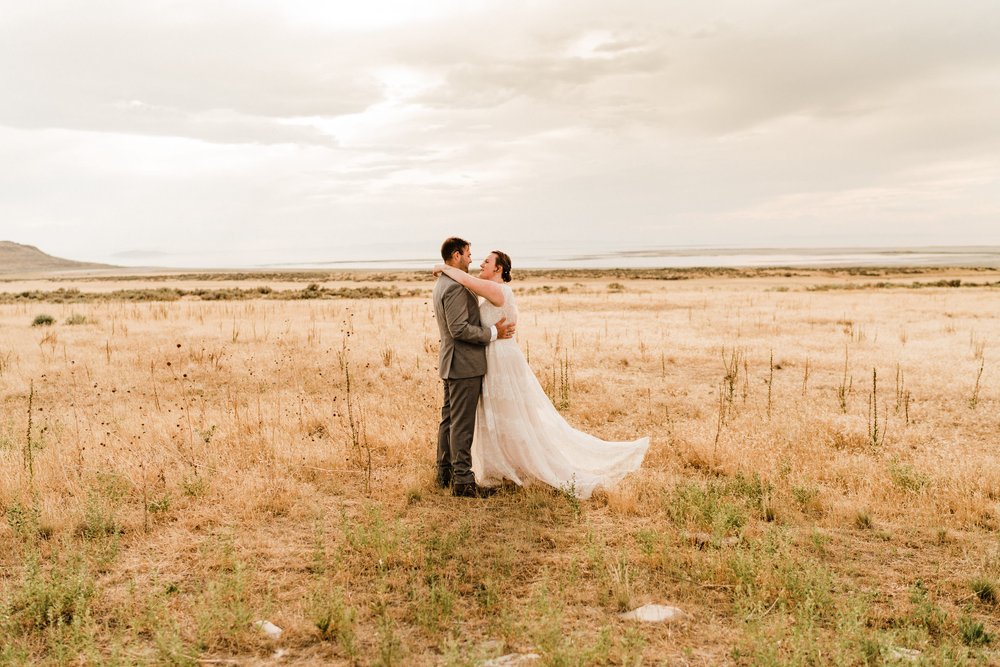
[909,580,947,638]
[31,314,55,327]
[971,577,997,605]
[309,585,357,655]
[194,560,254,650]
[8,550,95,631]
[960,614,992,646]
[889,461,929,493]
[667,474,772,535]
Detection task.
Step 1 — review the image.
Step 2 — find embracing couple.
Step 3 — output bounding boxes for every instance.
[432,236,649,499]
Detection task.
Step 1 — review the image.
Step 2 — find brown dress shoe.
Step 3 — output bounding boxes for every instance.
[451,482,497,498]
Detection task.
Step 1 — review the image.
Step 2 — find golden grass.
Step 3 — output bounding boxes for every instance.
[1,271,999,664]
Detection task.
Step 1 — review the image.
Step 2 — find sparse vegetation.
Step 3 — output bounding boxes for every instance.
[970,357,985,409]
[971,578,998,605]
[0,269,997,663]
[4,285,425,304]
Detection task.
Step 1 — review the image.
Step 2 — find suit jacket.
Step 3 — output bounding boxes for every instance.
[433,274,492,379]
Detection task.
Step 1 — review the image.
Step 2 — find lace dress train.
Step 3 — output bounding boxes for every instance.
[471,284,649,499]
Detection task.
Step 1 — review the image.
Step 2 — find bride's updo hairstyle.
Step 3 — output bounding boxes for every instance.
[492,250,513,283]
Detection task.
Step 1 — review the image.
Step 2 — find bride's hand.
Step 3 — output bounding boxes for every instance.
[432,263,446,277]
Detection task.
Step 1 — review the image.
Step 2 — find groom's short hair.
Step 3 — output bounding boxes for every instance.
[441,237,470,262]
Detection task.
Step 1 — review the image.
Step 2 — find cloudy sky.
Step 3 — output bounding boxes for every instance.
[2,0,999,267]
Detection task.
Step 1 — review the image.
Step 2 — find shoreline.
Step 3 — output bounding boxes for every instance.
[1,265,999,303]
[8,245,1000,276]
[3,263,1000,283]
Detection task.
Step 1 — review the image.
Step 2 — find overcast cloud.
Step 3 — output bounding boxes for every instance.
[1,0,998,266]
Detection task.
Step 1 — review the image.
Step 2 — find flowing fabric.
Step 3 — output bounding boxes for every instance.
[471,284,649,498]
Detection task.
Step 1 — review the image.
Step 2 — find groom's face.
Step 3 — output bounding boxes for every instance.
[457,245,472,271]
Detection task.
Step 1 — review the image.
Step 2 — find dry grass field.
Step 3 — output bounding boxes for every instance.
[1,268,999,665]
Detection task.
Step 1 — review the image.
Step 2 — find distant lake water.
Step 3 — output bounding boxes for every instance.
[259,246,1000,271]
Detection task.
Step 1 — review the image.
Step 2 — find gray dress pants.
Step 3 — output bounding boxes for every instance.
[437,376,483,485]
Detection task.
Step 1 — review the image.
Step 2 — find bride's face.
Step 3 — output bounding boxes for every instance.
[478,253,500,280]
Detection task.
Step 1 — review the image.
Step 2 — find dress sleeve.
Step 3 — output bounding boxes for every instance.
[504,285,518,325]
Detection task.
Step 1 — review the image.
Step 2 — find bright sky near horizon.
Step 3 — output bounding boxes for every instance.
[1,0,999,267]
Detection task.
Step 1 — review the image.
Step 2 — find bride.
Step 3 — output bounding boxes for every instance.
[434,251,649,499]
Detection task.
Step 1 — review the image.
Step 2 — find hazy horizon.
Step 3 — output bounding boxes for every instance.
[3,1,999,265]
[59,242,1000,271]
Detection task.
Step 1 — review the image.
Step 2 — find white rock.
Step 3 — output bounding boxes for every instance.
[254,619,283,639]
[889,647,921,662]
[619,604,687,623]
[481,640,505,654]
[481,653,541,666]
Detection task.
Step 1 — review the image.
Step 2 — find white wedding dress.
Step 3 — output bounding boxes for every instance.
[471,284,649,498]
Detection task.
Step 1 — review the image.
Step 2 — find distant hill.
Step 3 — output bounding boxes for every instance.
[0,241,115,274]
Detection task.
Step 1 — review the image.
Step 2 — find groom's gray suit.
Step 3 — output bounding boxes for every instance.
[434,274,494,486]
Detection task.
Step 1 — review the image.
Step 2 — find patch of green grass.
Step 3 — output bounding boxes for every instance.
[131,586,196,664]
[6,547,95,633]
[193,550,255,651]
[376,613,404,666]
[147,494,172,515]
[474,577,502,613]
[558,478,582,519]
[438,635,487,667]
[792,484,823,516]
[408,523,473,633]
[528,585,565,657]
[889,460,930,493]
[343,505,409,569]
[970,577,997,605]
[585,533,626,610]
[807,278,995,292]
[412,581,457,633]
[808,529,830,556]
[181,474,208,498]
[76,487,123,540]
[2,285,427,304]
[617,627,647,666]
[0,643,31,664]
[667,474,771,536]
[607,554,633,612]
[6,500,42,540]
[731,587,910,666]
[524,585,614,666]
[633,528,660,559]
[854,510,874,530]
[422,521,471,572]
[31,313,55,327]
[959,614,993,647]
[308,584,357,657]
[908,579,949,639]
[669,482,744,533]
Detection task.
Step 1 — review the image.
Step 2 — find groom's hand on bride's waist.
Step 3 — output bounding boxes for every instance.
[495,316,515,339]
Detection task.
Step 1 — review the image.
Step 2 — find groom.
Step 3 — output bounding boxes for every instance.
[434,237,514,498]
